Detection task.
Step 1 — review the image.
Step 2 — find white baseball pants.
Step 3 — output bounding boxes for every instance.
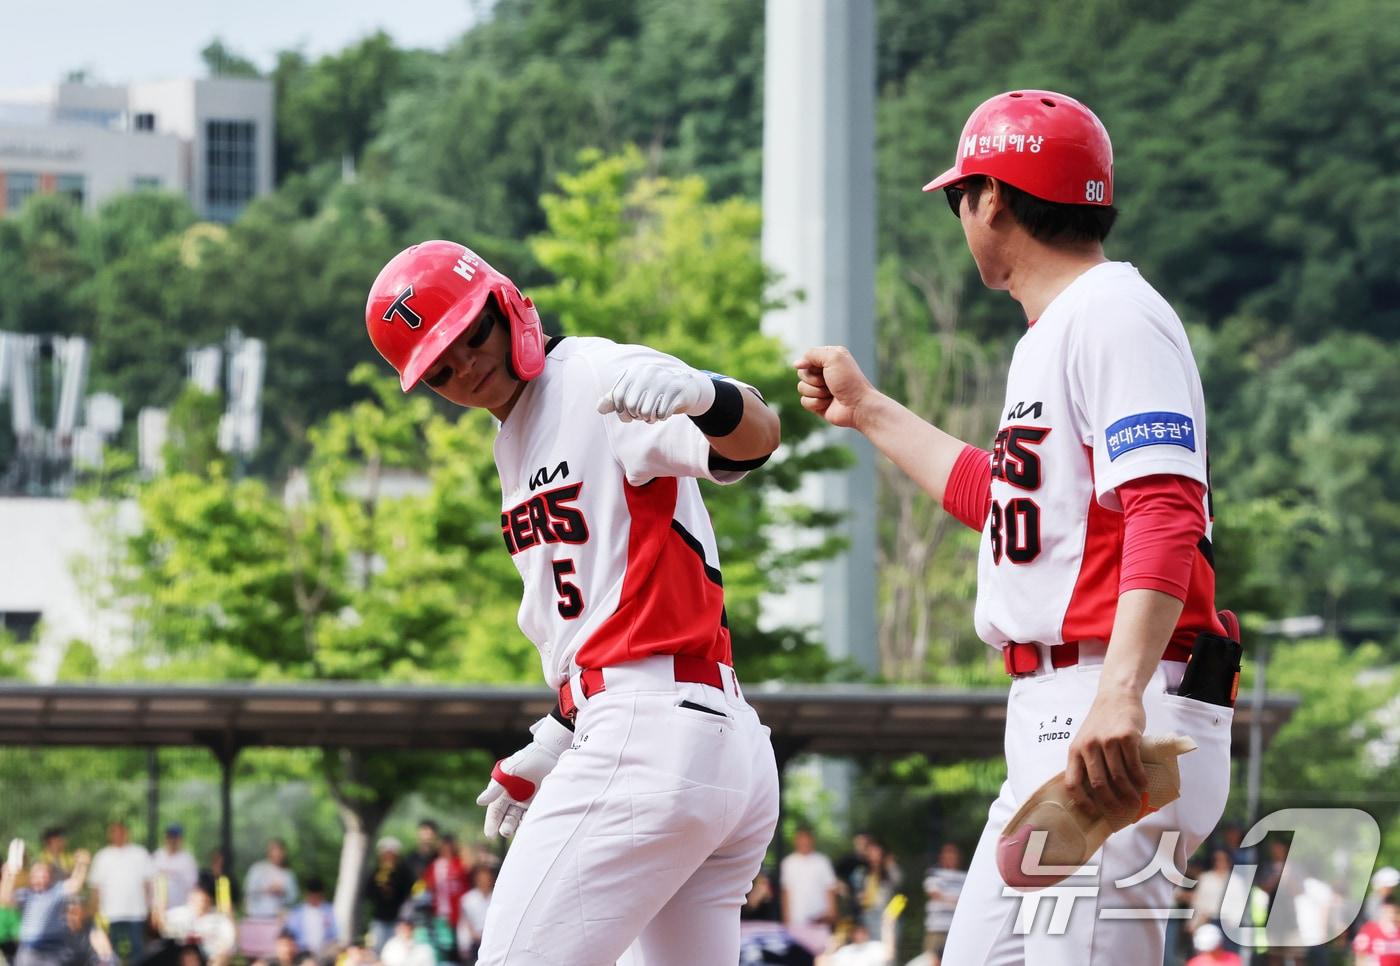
[942,653,1234,965]
[476,656,780,966]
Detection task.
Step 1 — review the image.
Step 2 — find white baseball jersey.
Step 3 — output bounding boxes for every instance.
[974,261,1217,650]
[493,336,749,688]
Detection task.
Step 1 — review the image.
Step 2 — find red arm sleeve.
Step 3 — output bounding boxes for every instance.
[1117,474,1207,601]
[941,444,992,532]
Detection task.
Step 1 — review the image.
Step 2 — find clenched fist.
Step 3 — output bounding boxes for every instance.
[596,364,717,424]
[794,346,877,429]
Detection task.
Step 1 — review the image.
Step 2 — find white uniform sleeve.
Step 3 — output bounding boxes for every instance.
[584,341,756,486]
[1069,295,1208,508]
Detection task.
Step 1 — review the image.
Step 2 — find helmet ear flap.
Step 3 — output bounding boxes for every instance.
[498,286,546,381]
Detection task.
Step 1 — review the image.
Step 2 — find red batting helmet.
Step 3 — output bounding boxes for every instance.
[365,240,546,391]
[922,90,1114,206]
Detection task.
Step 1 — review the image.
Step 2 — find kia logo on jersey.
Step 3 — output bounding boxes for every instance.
[1005,400,1044,420]
[529,461,570,491]
[382,286,423,329]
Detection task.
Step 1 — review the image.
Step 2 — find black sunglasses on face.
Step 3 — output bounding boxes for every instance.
[422,307,499,388]
[944,184,967,218]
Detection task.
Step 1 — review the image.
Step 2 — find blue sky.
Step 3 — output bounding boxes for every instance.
[0,0,487,87]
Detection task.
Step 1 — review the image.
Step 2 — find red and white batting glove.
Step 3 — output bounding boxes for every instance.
[475,713,574,839]
[596,364,716,424]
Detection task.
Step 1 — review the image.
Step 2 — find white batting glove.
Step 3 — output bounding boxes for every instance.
[475,713,573,839]
[596,364,717,424]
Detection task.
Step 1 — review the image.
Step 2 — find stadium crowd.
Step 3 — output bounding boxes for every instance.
[0,821,495,966]
[738,826,1400,966]
[4,817,1397,966]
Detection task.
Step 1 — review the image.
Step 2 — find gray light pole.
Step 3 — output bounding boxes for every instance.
[760,0,878,673]
[1246,615,1323,826]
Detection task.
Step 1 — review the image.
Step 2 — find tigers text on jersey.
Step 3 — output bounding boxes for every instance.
[493,337,748,688]
[974,261,1217,650]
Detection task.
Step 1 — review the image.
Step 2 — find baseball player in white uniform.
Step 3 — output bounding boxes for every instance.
[796,91,1239,963]
[365,240,782,965]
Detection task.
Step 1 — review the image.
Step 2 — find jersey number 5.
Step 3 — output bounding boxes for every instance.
[551,559,585,619]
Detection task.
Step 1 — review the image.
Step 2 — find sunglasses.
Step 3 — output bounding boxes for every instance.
[422,307,499,388]
[943,184,967,218]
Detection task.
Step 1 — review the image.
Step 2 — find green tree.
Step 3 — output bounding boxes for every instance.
[1199,322,1400,638]
[371,0,765,248]
[272,34,424,180]
[182,174,478,474]
[1238,638,1398,834]
[201,39,261,78]
[0,194,92,337]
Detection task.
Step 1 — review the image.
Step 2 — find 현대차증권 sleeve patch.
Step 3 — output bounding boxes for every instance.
[1104,411,1196,461]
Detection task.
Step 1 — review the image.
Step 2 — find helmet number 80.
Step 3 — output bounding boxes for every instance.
[1085,180,1106,203]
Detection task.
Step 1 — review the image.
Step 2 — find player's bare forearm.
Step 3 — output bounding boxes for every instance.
[795,345,967,503]
[1065,589,1183,814]
[1099,588,1185,698]
[855,392,969,505]
[705,387,780,462]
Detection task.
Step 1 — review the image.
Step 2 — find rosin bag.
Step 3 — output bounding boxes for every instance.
[996,733,1198,891]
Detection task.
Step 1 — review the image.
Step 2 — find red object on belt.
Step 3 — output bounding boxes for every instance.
[558,655,729,719]
[1002,639,1193,677]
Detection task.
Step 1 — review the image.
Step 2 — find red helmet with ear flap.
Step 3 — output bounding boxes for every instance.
[365,240,546,391]
[922,90,1114,206]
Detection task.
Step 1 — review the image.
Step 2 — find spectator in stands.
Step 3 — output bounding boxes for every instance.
[88,822,152,963]
[921,843,965,965]
[284,878,337,961]
[781,827,838,955]
[850,839,901,939]
[1,860,19,964]
[153,826,199,912]
[1,850,91,966]
[251,930,300,966]
[422,835,466,960]
[36,832,72,884]
[365,838,413,956]
[456,865,495,964]
[1190,849,1235,947]
[738,918,817,966]
[468,845,498,874]
[834,833,872,917]
[244,840,298,920]
[379,920,433,966]
[1294,870,1341,964]
[1187,923,1241,966]
[1354,894,1400,966]
[1220,823,1252,865]
[338,943,376,966]
[742,870,779,922]
[155,883,235,966]
[58,899,115,966]
[819,922,889,966]
[196,850,239,915]
[1366,867,1400,927]
[404,824,438,884]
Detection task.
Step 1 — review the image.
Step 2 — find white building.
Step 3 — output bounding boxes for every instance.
[0,77,274,221]
[0,498,136,679]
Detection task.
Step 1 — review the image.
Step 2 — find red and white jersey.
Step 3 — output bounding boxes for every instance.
[493,336,747,688]
[1354,920,1400,964]
[974,261,1217,650]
